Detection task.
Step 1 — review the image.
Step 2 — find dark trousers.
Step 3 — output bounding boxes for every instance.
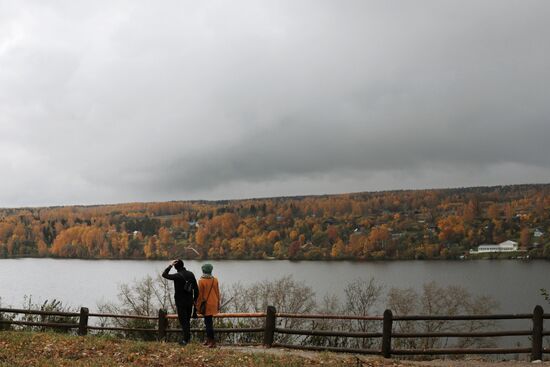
[204,315,214,339]
[175,299,193,342]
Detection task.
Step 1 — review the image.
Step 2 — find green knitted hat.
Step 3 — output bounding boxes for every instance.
[201,263,213,274]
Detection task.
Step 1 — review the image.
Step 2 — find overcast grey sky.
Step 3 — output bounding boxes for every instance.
[1,1,549,207]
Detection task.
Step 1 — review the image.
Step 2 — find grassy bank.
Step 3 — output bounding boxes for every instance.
[0,331,417,367]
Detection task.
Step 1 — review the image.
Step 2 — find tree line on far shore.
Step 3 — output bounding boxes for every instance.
[0,183,549,261]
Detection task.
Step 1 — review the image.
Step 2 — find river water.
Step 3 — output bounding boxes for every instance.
[1,258,548,314]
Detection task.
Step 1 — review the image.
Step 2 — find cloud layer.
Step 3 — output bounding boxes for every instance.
[1,1,549,206]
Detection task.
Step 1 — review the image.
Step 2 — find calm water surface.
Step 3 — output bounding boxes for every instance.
[1,258,549,314]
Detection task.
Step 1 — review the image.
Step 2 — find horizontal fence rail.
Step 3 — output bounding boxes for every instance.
[392,330,533,338]
[0,320,79,329]
[272,343,381,355]
[166,327,264,333]
[1,304,548,360]
[392,347,533,355]
[0,308,79,317]
[275,328,383,338]
[166,312,266,319]
[276,312,383,321]
[393,314,533,321]
[88,312,157,320]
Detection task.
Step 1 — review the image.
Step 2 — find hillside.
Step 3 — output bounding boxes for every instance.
[0,184,549,261]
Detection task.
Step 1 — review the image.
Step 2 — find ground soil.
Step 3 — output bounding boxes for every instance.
[1,331,548,366]
[227,345,549,366]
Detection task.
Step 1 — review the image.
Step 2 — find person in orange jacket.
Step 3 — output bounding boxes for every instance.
[197,263,220,347]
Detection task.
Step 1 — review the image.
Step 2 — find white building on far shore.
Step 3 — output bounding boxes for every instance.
[470,240,519,254]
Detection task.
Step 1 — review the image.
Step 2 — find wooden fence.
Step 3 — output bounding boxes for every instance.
[0,305,548,360]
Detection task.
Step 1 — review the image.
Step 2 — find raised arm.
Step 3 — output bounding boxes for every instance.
[162,264,177,280]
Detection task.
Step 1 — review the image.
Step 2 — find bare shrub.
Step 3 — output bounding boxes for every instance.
[98,274,317,344]
[99,275,174,316]
[305,293,346,348]
[305,278,384,350]
[93,275,500,351]
[342,278,384,349]
[11,296,78,334]
[0,297,15,331]
[386,287,418,349]
[97,275,179,340]
[387,281,499,350]
[222,275,316,344]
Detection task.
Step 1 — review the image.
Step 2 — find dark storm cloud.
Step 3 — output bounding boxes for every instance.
[0,1,549,206]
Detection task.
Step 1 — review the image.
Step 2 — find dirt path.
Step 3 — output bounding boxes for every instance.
[224,346,549,366]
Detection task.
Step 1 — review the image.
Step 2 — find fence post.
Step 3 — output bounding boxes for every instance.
[381,309,393,358]
[263,306,277,347]
[531,305,544,361]
[158,309,168,341]
[78,307,89,336]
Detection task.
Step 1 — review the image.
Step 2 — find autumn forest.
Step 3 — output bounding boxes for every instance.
[0,184,549,261]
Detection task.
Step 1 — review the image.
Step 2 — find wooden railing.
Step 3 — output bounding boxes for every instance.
[1,305,548,360]
[0,307,266,341]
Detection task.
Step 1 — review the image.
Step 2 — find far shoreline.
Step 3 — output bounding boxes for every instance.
[1,255,548,262]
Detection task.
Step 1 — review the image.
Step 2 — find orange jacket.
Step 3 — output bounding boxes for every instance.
[197,277,220,316]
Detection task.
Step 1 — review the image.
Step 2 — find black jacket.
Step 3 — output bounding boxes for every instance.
[162,266,199,304]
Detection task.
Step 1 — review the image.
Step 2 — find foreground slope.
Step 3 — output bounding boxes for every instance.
[0,331,411,367]
[0,331,543,367]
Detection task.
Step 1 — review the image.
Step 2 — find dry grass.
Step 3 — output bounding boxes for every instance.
[0,331,422,367]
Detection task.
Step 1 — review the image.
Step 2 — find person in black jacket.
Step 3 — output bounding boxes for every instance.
[162,259,199,346]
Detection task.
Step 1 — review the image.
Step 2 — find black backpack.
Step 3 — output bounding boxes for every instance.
[183,278,194,293]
